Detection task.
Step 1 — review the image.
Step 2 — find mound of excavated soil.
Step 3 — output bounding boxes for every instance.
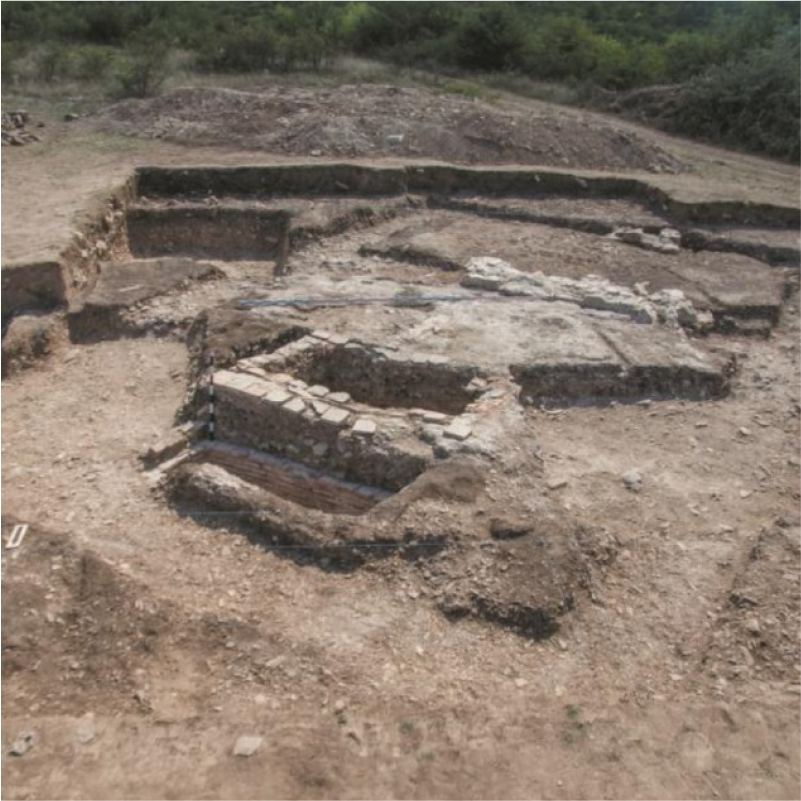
[95,84,683,173]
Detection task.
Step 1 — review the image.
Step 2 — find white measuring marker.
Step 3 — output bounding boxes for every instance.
[6,524,28,550]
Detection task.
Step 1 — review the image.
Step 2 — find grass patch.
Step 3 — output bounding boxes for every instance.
[438,80,495,101]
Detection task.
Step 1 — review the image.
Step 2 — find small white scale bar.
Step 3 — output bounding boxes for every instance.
[6,524,28,550]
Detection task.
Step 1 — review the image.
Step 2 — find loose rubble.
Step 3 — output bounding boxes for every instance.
[462,256,706,330]
[608,226,682,254]
[2,110,41,146]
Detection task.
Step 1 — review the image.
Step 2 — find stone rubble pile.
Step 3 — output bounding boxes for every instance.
[462,256,709,330]
[2,110,41,146]
[607,226,681,254]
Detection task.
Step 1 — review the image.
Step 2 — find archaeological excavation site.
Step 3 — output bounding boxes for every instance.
[2,92,800,799]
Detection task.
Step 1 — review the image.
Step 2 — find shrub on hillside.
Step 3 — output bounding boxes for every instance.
[455,5,526,72]
[671,29,800,161]
[113,24,172,98]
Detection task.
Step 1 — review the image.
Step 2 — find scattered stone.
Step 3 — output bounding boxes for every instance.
[333,699,347,713]
[321,407,351,425]
[547,478,568,491]
[283,397,306,414]
[622,470,642,491]
[608,226,681,255]
[233,735,262,757]
[327,391,352,404]
[738,427,752,437]
[351,417,377,437]
[265,388,292,405]
[312,442,329,457]
[462,258,700,327]
[443,420,473,441]
[490,516,533,540]
[746,618,761,635]
[311,400,330,416]
[75,716,96,745]
[419,424,442,445]
[462,257,518,290]
[467,377,488,393]
[308,385,329,398]
[8,731,35,757]
[423,411,447,423]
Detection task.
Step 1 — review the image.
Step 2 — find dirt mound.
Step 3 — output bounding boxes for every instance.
[95,85,683,172]
[2,312,66,377]
[1,517,266,721]
[1,519,171,716]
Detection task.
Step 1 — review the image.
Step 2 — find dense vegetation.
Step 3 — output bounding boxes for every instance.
[2,1,799,160]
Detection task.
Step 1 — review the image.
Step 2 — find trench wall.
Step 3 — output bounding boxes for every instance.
[285,342,484,416]
[135,164,800,227]
[127,206,291,263]
[511,360,730,405]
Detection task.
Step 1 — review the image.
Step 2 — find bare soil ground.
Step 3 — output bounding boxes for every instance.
[2,80,800,800]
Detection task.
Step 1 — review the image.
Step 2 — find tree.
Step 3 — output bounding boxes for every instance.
[114,21,172,97]
[524,16,598,80]
[455,4,526,72]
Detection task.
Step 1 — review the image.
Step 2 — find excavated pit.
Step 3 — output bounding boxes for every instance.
[188,442,390,516]
[7,162,797,639]
[126,204,291,267]
[208,331,507,494]
[269,338,483,416]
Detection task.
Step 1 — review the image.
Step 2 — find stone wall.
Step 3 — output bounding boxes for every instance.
[213,370,430,491]
[511,354,729,405]
[282,340,485,416]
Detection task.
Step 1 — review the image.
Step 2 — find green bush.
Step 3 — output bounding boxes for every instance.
[67,44,115,80]
[1,40,23,85]
[195,25,278,73]
[34,42,70,82]
[439,80,490,100]
[665,29,800,161]
[113,24,172,98]
[378,36,456,71]
[455,5,526,72]
[664,32,721,81]
[523,16,598,81]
